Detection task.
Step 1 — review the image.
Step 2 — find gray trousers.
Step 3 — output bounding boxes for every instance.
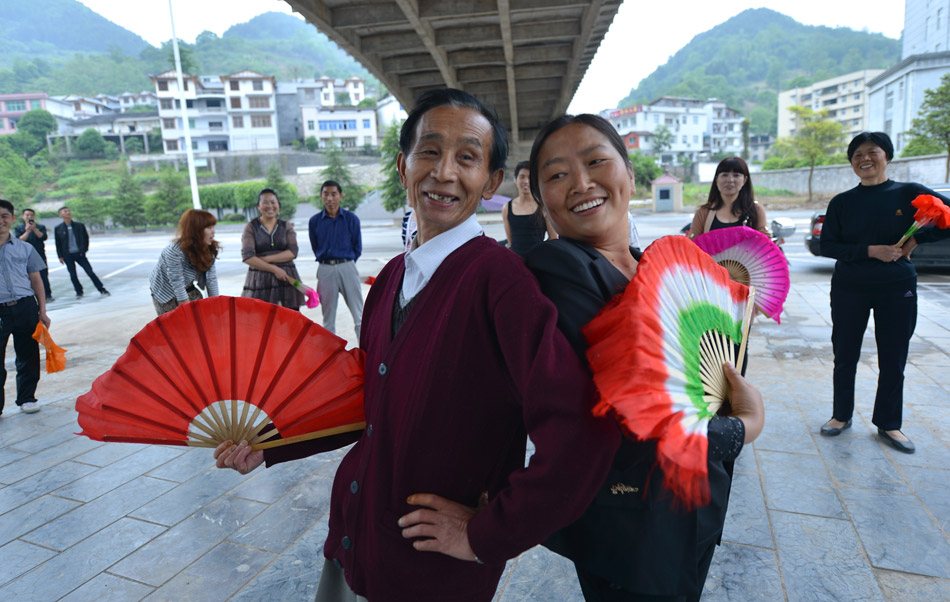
[316,261,363,339]
[314,558,368,602]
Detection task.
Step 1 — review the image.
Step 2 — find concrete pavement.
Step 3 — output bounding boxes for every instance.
[2,219,949,601]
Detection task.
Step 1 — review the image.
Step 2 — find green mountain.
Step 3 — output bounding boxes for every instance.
[618,8,901,135]
[0,4,377,96]
[0,0,149,61]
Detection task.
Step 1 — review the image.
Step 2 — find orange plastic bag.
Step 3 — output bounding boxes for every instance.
[31,322,66,373]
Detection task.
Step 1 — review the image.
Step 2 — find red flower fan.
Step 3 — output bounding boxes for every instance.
[896,194,950,246]
[692,226,789,323]
[76,296,365,450]
[583,235,754,509]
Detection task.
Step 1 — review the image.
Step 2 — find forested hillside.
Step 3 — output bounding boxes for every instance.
[0,2,377,96]
[619,8,901,135]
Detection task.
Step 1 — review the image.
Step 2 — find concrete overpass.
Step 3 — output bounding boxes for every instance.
[282,0,622,159]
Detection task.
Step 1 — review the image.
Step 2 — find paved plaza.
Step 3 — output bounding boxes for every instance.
[2,215,949,601]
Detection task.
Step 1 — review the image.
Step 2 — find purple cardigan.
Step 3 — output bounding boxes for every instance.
[265,236,618,601]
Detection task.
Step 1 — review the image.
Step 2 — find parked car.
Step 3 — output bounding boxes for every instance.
[806,183,950,267]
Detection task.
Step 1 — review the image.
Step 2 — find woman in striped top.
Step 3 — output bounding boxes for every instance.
[149,209,220,316]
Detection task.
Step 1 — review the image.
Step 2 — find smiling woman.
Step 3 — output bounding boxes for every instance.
[688,156,768,238]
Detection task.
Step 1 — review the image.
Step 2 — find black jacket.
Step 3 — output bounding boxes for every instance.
[525,237,740,597]
[54,221,90,259]
[13,223,48,261]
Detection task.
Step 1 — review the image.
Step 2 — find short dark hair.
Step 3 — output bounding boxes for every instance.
[847,131,894,162]
[514,161,530,179]
[529,114,632,203]
[258,188,279,203]
[0,199,13,214]
[58,206,70,213]
[321,180,342,194]
[399,88,508,174]
[21,208,35,215]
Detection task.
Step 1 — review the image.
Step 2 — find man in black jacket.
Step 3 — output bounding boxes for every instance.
[14,208,53,301]
[54,206,109,298]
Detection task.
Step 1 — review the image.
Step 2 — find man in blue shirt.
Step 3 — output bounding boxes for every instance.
[0,199,50,415]
[308,180,363,338]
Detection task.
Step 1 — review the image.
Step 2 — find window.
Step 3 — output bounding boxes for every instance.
[232,116,243,128]
[206,99,222,108]
[885,91,894,109]
[681,135,687,143]
[183,81,188,91]
[163,118,176,129]
[323,93,331,103]
[192,140,198,150]
[186,100,194,108]
[248,97,269,109]
[158,80,168,91]
[253,80,264,91]
[652,114,658,123]
[209,121,223,131]
[362,119,371,128]
[854,107,860,113]
[251,115,272,127]
[30,100,42,110]
[341,137,357,148]
[5,100,26,112]
[853,93,861,100]
[166,139,179,151]
[230,80,239,91]
[188,118,196,129]
[307,120,315,130]
[693,116,699,124]
[230,97,241,109]
[160,99,173,110]
[73,102,82,111]
[318,119,358,131]
[304,88,316,99]
[853,119,860,126]
[693,135,699,143]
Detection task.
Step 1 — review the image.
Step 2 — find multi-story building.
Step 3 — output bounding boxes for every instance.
[63,111,159,153]
[376,94,407,129]
[117,91,158,112]
[51,95,117,120]
[151,70,279,153]
[606,96,745,163]
[748,134,776,163]
[299,106,378,148]
[778,70,883,143]
[275,77,369,145]
[0,93,75,135]
[866,1,950,155]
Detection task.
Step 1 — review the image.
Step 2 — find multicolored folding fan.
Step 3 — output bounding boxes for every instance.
[692,226,789,323]
[76,296,366,451]
[583,235,754,509]
[895,194,950,247]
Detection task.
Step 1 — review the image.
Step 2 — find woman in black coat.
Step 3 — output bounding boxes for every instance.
[524,113,765,602]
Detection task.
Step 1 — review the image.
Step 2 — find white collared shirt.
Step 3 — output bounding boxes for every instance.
[401,214,483,304]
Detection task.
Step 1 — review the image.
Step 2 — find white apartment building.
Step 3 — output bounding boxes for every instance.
[376,94,407,128]
[151,70,279,154]
[778,69,884,143]
[607,97,744,163]
[275,77,367,145]
[299,106,378,148]
[903,0,950,56]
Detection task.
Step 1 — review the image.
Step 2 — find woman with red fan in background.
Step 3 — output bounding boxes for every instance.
[148,209,220,316]
[524,114,765,602]
[819,132,950,454]
[241,188,305,310]
[688,156,768,238]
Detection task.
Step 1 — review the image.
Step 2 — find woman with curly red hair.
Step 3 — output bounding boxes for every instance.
[149,209,221,316]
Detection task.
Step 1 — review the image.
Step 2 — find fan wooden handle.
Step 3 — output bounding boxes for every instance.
[249,421,366,451]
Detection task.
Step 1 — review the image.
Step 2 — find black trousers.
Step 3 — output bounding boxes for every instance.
[830,276,917,431]
[0,296,41,413]
[63,252,105,295]
[38,267,52,299]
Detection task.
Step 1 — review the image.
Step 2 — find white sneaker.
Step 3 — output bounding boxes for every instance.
[20,402,40,414]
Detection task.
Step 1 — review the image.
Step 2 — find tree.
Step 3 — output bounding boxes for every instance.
[17,110,57,141]
[264,163,299,218]
[379,121,406,212]
[124,137,145,154]
[145,168,190,225]
[907,73,950,181]
[111,170,147,228]
[784,106,844,201]
[900,134,943,158]
[628,150,662,193]
[71,182,110,230]
[0,140,36,202]
[305,136,319,152]
[167,42,199,75]
[75,129,108,157]
[651,125,674,156]
[318,146,363,210]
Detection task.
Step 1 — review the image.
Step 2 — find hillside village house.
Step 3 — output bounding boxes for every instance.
[118,91,158,112]
[0,93,75,135]
[151,70,279,153]
[275,76,372,146]
[605,96,747,164]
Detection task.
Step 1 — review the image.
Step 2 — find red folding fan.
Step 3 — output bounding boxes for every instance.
[583,235,754,509]
[692,226,789,323]
[76,296,366,451]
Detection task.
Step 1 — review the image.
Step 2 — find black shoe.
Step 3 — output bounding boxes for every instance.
[76,293,84,299]
[100,289,110,296]
[820,418,852,437]
[47,296,54,302]
[878,428,915,454]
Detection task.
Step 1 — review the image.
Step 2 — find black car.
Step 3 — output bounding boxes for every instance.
[806,183,950,267]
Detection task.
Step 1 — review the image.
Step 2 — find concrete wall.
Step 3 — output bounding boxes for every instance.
[749,154,949,199]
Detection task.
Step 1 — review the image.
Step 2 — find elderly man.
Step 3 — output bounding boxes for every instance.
[216,89,619,601]
[0,199,51,415]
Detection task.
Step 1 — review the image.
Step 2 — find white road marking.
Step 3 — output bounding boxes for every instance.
[103,260,145,279]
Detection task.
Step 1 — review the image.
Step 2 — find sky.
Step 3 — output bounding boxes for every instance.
[77,0,905,114]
